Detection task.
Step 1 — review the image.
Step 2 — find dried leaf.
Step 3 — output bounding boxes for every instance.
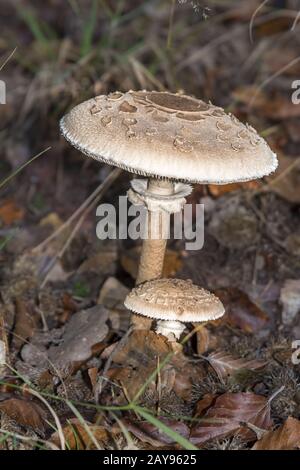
[0,397,46,431]
[190,392,272,446]
[79,247,118,276]
[208,181,259,197]
[98,277,130,332]
[215,288,269,333]
[112,330,171,368]
[122,417,189,448]
[196,325,218,355]
[104,331,172,404]
[48,305,108,376]
[12,299,37,350]
[171,354,205,402]
[194,394,216,418]
[206,351,267,380]
[252,417,300,450]
[87,367,98,392]
[0,200,24,225]
[51,418,108,450]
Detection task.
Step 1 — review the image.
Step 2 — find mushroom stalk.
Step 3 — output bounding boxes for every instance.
[155,320,185,340]
[131,179,174,330]
[136,179,174,284]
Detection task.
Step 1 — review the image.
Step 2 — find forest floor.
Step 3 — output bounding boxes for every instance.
[0,0,300,450]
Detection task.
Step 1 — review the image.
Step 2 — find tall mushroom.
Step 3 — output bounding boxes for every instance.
[124,278,225,341]
[60,90,277,330]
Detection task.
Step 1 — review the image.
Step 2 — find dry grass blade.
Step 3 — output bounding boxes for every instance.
[0,47,17,72]
[0,147,51,191]
[249,0,271,44]
[33,167,122,254]
[27,388,65,450]
[38,168,122,286]
[65,401,104,450]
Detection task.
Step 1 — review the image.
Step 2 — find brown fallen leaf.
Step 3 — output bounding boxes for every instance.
[208,181,259,198]
[48,305,109,376]
[0,200,24,225]
[194,394,216,419]
[50,418,108,450]
[214,288,269,333]
[121,417,190,448]
[252,417,300,450]
[97,277,130,333]
[190,392,272,446]
[0,397,47,432]
[87,367,98,393]
[12,299,37,350]
[104,330,172,404]
[196,325,218,355]
[104,331,204,404]
[205,351,267,380]
[171,354,205,402]
[121,246,182,280]
[112,330,171,367]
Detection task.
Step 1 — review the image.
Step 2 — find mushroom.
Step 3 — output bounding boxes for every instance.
[124,278,225,340]
[60,90,277,330]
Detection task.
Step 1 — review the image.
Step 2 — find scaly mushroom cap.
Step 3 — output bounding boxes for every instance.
[124,278,225,322]
[60,90,277,184]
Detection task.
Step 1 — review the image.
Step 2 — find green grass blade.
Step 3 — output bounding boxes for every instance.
[80,0,98,57]
[134,406,198,450]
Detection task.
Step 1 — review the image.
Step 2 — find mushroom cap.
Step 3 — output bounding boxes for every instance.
[60,90,277,184]
[124,278,225,322]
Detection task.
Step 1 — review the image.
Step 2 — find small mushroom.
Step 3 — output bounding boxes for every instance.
[60,90,277,331]
[124,278,225,341]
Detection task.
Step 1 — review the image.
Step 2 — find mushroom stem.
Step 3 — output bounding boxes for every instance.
[155,320,185,340]
[131,178,174,330]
